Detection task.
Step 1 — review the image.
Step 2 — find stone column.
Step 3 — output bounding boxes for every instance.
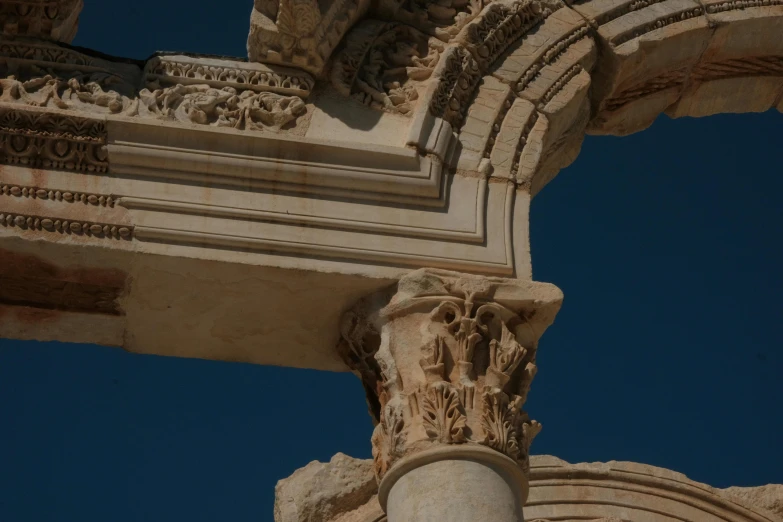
[339,269,563,522]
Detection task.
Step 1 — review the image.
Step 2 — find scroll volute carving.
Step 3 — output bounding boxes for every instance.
[339,269,563,482]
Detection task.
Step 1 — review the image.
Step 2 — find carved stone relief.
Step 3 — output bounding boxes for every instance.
[0,211,132,239]
[331,20,445,115]
[0,0,82,42]
[339,269,563,482]
[144,54,315,98]
[247,0,370,75]
[0,107,108,173]
[0,40,311,137]
[374,0,485,41]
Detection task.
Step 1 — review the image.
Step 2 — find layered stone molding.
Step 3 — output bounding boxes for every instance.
[0,0,780,402]
[0,0,780,376]
[0,2,780,520]
[273,453,783,522]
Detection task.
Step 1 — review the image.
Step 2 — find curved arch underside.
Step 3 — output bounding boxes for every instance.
[446,0,783,196]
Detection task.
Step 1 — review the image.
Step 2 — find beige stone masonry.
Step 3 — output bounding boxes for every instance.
[0,0,780,372]
[273,454,783,522]
[0,0,82,42]
[0,2,779,520]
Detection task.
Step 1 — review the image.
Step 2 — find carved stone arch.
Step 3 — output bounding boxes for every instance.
[444,0,783,196]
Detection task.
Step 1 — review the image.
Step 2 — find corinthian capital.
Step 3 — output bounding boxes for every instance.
[339,269,562,501]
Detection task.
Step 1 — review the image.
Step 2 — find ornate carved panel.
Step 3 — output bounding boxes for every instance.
[339,269,563,481]
[0,0,82,42]
[247,0,370,75]
[331,20,445,115]
[0,39,311,139]
[0,107,107,173]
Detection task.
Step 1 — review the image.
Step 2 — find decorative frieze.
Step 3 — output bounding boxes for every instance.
[461,0,554,71]
[429,46,481,127]
[144,54,315,98]
[705,0,783,12]
[0,0,83,42]
[339,269,563,482]
[0,108,108,173]
[612,6,704,46]
[515,24,591,93]
[0,182,115,206]
[0,210,132,239]
[0,39,309,136]
[540,63,584,106]
[331,21,444,115]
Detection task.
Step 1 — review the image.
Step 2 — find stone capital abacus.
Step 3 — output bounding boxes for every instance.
[339,268,562,520]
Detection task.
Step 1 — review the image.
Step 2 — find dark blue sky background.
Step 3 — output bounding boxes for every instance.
[1,2,782,521]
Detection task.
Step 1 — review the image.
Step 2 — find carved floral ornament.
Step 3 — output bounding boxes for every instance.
[339,269,563,482]
[0,41,311,140]
[0,0,83,42]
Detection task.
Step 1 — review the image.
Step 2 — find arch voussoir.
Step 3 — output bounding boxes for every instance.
[446,0,781,195]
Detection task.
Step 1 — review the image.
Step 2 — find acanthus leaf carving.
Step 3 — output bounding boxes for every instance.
[480,390,520,461]
[339,270,562,482]
[0,107,107,173]
[0,210,132,240]
[421,381,467,443]
[487,322,526,389]
[419,334,447,384]
[144,55,315,98]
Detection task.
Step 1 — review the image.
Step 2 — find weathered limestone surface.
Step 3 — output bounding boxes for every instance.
[527,456,783,522]
[274,453,381,522]
[338,269,562,482]
[273,454,783,522]
[0,3,778,522]
[1,0,781,368]
[0,0,82,42]
[721,485,783,518]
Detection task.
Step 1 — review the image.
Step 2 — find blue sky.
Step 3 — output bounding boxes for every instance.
[1,2,782,521]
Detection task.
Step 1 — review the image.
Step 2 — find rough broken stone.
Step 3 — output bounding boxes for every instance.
[720,484,783,517]
[274,453,379,522]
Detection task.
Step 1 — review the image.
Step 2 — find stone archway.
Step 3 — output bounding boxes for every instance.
[0,1,780,520]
